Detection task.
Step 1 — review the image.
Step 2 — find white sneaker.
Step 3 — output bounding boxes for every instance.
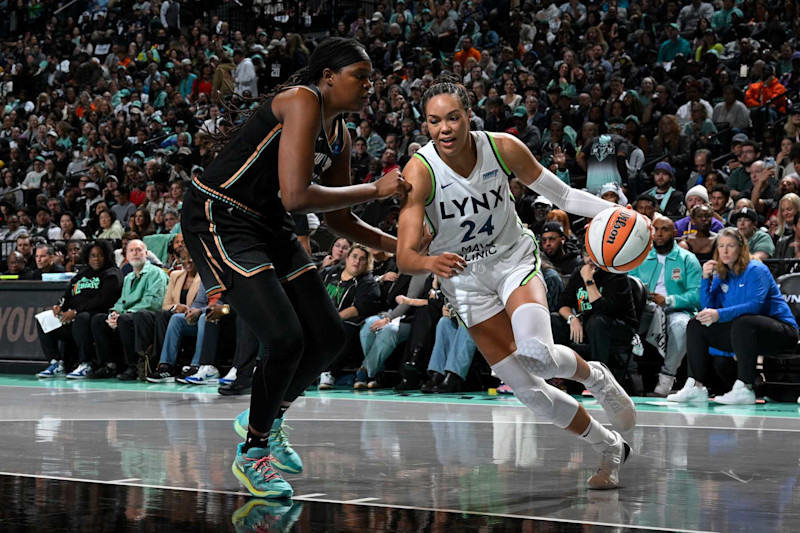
[587,431,631,490]
[666,378,709,403]
[219,367,237,386]
[714,380,756,405]
[587,362,637,432]
[36,359,65,378]
[653,373,675,397]
[318,371,335,390]
[66,362,92,379]
[184,365,220,385]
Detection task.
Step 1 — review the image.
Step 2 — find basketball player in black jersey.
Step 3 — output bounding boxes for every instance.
[182,37,410,498]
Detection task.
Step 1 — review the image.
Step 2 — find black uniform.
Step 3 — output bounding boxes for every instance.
[183,84,347,296]
[181,84,349,435]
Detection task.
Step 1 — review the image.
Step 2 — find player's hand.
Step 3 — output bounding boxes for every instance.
[425,253,467,278]
[374,168,411,200]
[650,292,667,307]
[569,317,584,343]
[52,305,62,316]
[702,260,717,279]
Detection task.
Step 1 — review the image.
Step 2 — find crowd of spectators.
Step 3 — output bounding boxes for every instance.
[2,0,800,401]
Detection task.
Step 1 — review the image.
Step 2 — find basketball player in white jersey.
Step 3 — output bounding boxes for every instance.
[397,77,638,489]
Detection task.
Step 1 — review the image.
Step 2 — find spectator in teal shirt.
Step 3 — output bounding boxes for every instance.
[657,23,692,64]
[711,0,743,30]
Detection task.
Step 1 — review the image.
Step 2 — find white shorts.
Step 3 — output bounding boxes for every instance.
[439,235,543,328]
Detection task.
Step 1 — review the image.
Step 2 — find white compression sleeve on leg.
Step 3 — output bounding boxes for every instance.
[491,354,579,429]
[510,303,577,380]
[527,166,616,219]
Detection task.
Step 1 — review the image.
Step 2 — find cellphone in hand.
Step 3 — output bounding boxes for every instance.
[764,156,775,169]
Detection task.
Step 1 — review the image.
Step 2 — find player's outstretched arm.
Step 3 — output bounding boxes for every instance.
[321,133,400,254]
[493,132,615,219]
[276,89,410,214]
[397,157,466,277]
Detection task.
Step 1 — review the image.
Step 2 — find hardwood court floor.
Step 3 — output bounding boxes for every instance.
[1,375,799,532]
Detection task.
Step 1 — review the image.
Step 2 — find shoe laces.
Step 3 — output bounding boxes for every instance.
[600,382,625,412]
[595,443,622,477]
[246,455,281,481]
[270,423,293,451]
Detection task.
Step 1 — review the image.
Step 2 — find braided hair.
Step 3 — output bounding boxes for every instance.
[212,37,370,147]
[421,74,471,115]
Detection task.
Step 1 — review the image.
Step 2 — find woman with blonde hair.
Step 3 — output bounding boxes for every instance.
[668,227,798,404]
[648,114,691,172]
[775,192,800,238]
[784,107,800,143]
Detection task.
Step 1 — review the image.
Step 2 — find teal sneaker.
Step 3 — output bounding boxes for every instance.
[268,417,303,474]
[231,498,297,533]
[234,410,303,474]
[232,443,293,499]
[234,408,249,440]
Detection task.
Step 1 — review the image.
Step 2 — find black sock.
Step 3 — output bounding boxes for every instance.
[277,402,291,419]
[244,431,270,452]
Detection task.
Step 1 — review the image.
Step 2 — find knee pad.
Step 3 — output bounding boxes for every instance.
[513,384,578,429]
[492,354,579,429]
[515,337,577,380]
[511,303,577,379]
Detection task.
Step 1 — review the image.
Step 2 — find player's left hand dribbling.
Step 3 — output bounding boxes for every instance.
[425,253,467,278]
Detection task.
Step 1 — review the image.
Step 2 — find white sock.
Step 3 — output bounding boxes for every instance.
[580,418,618,453]
[580,362,605,391]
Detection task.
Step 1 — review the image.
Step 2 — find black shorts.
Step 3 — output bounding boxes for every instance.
[182,186,316,296]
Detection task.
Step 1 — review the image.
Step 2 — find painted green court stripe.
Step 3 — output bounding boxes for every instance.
[2,375,799,418]
[414,152,436,205]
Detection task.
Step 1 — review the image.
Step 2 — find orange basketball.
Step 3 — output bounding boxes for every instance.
[585,207,652,273]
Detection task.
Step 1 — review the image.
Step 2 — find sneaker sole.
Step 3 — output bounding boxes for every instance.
[231,462,293,499]
[318,384,334,390]
[36,374,64,378]
[234,413,248,440]
[65,375,89,380]
[146,377,176,383]
[713,398,756,405]
[186,378,220,385]
[666,395,709,403]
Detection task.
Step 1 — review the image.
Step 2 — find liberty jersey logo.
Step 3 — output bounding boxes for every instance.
[311,152,333,183]
[591,135,614,162]
[72,276,100,295]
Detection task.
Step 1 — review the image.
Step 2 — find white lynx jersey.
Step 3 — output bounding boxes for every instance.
[418,131,528,263]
